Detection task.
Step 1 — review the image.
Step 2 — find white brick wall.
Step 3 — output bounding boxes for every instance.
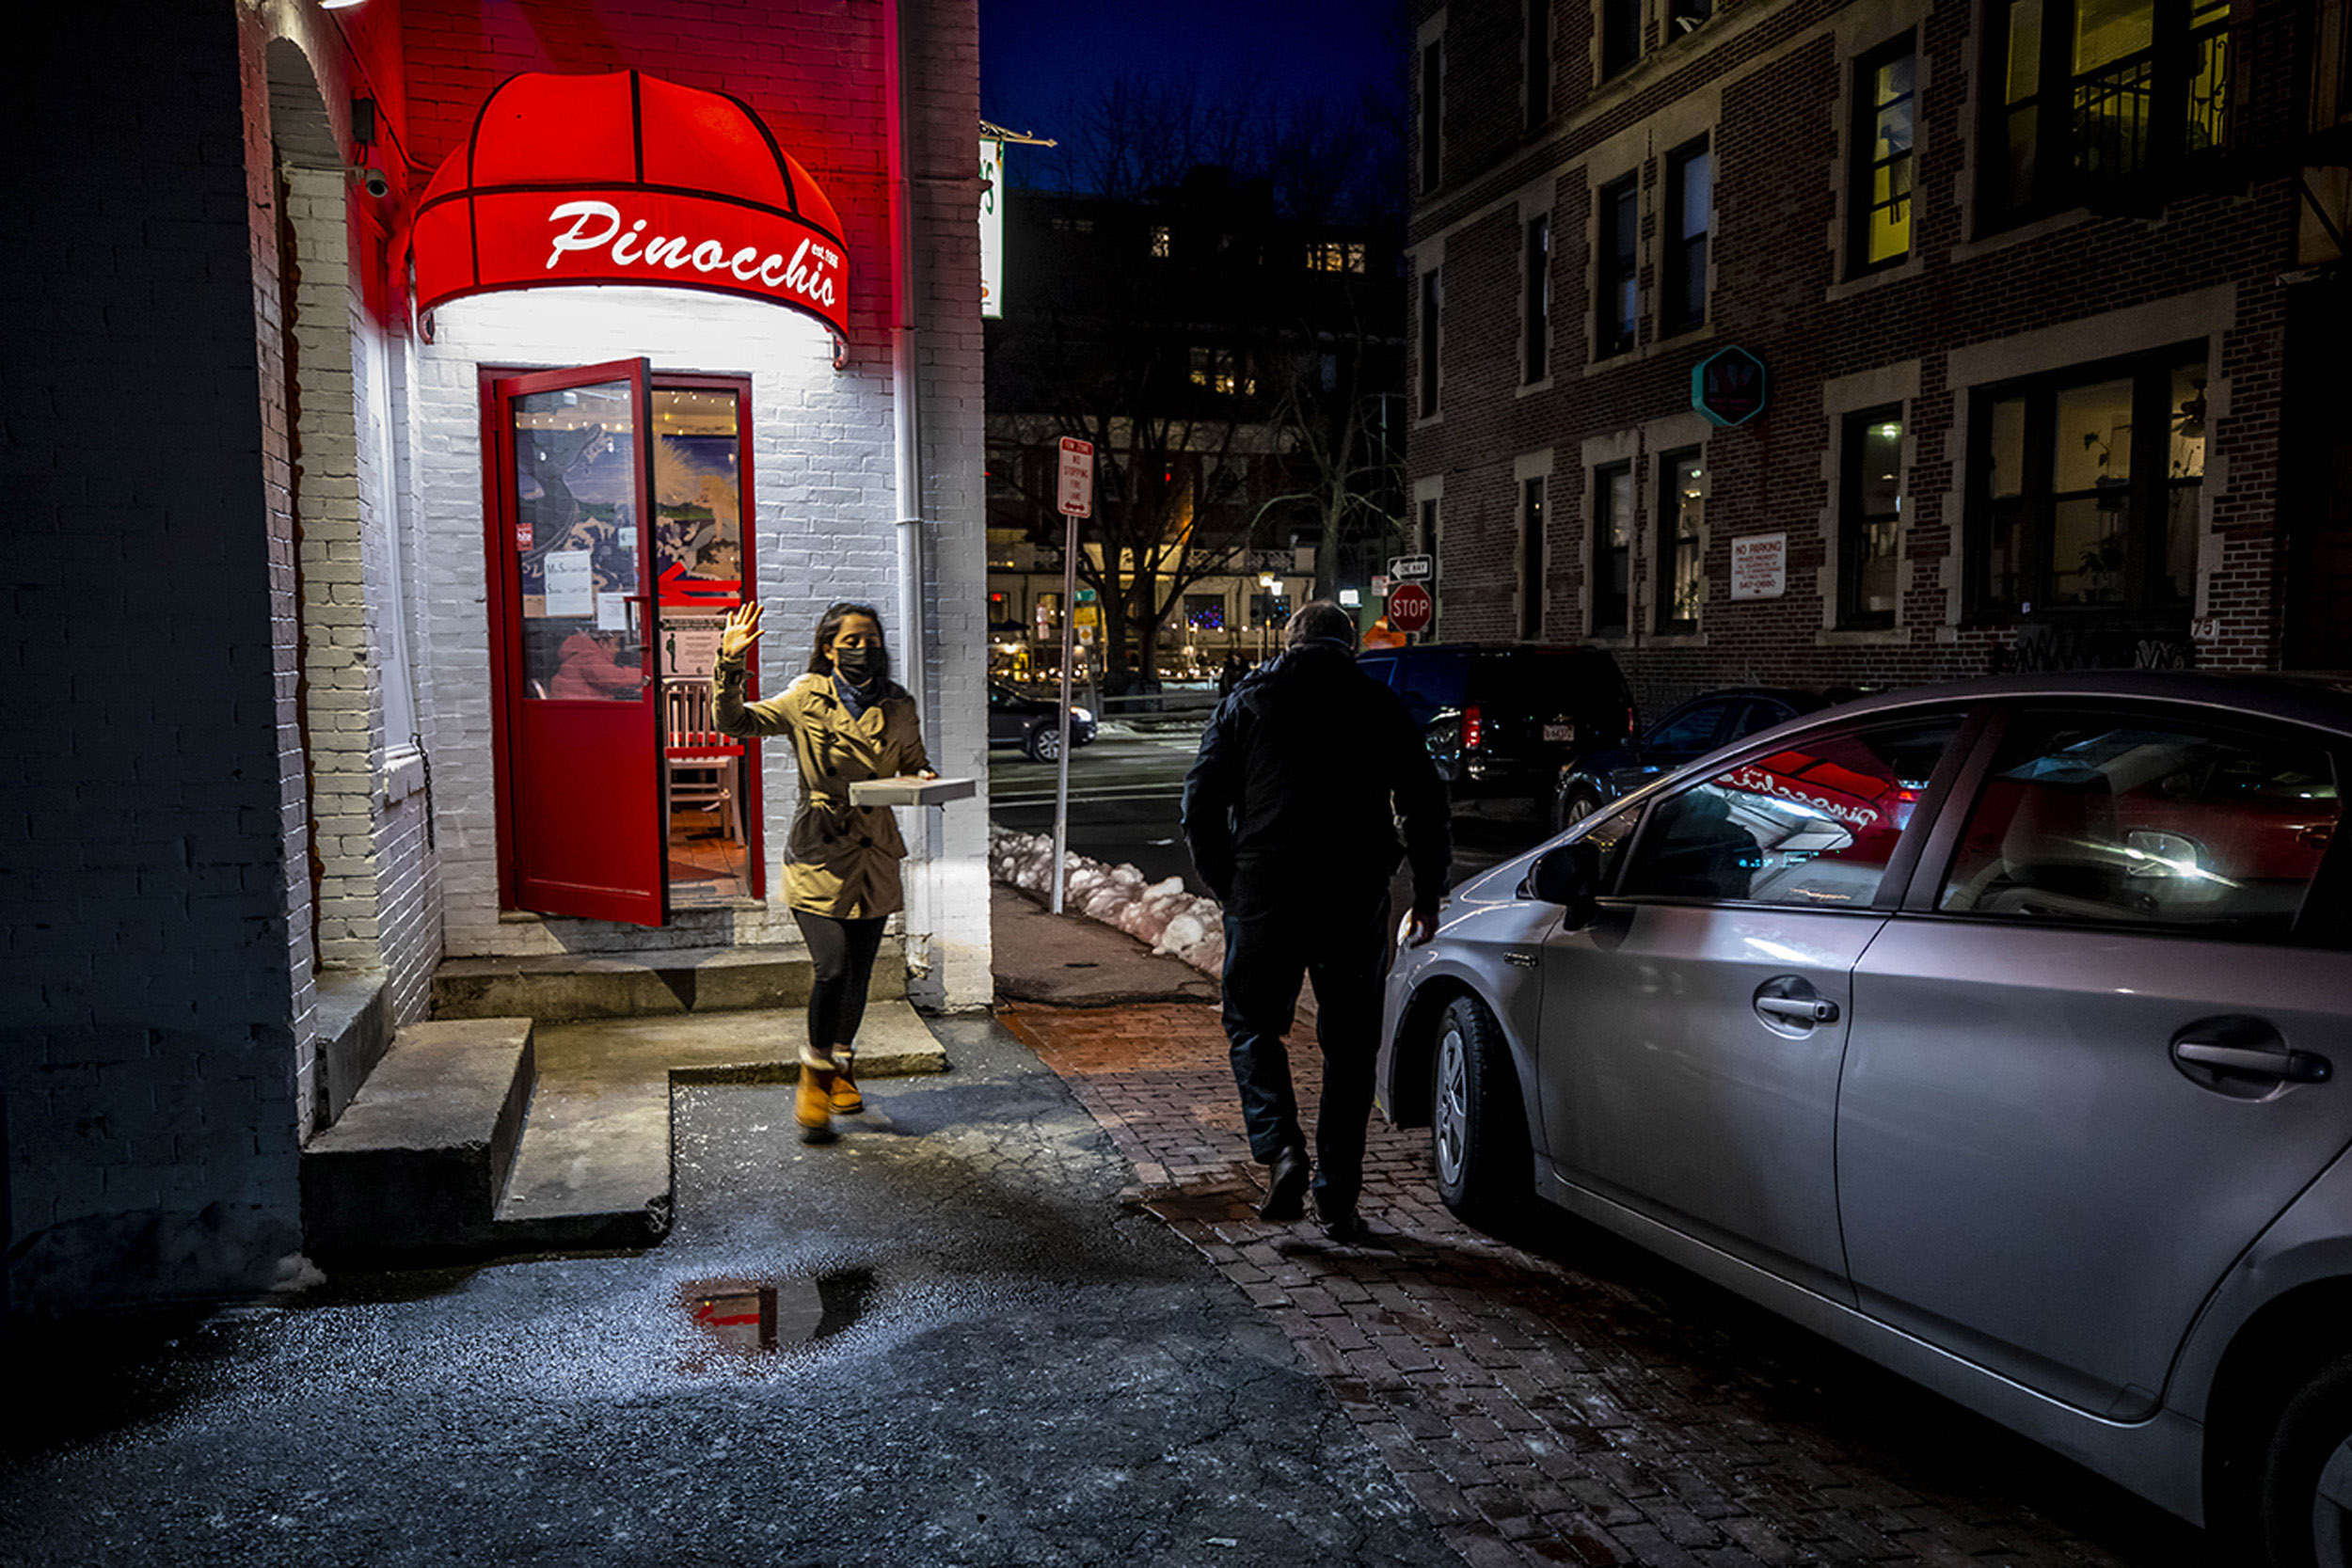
[413,279,991,1000]
[905,0,993,1010]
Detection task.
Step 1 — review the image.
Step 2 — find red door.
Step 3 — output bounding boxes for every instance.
[485,359,669,927]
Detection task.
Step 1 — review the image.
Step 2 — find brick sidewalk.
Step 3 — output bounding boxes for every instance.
[1003,1002,2193,1568]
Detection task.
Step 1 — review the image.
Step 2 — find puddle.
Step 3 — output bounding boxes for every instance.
[678,1268,875,1360]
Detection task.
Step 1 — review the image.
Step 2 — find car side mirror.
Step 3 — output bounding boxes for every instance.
[1521,840,1602,927]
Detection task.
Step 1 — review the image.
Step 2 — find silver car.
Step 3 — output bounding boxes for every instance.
[1377,673,2352,1565]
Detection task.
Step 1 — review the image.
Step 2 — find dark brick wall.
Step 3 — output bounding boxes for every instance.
[0,3,305,1309]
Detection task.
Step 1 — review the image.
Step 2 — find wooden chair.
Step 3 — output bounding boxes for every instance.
[662,678,745,844]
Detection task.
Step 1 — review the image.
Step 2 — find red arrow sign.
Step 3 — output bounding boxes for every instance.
[1388,581,1433,634]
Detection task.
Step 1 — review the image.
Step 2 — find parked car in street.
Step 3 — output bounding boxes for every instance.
[1356,642,1637,823]
[1550,687,1844,831]
[1377,673,2352,1564]
[987,681,1096,762]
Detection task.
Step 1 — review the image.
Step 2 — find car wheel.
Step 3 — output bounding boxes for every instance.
[2259,1353,2352,1568]
[1429,994,1531,1232]
[1552,785,1600,836]
[1025,722,1062,764]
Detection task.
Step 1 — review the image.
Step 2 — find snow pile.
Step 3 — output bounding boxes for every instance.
[989,830,1225,975]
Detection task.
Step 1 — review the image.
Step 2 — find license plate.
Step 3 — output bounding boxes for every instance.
[1544,722,1576,743]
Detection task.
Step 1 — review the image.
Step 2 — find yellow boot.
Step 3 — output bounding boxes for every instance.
[796,1049,837,1143]
[830,1049,864,1115]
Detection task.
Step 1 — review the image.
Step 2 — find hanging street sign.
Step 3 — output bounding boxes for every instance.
[1388,581,1435,633]
[978,138,1005,320]
[1057,436,1094,517]
[1692,346,1770,427]
[1387,554,1433,582]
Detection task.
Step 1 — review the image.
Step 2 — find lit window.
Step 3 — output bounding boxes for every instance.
[1151,225,1171,259]
[1656,449,1704,633]
[1839,408,1903,627]
[1851,38,1916,271]
[1986,0,2230,229]
[1593,462,1633,636]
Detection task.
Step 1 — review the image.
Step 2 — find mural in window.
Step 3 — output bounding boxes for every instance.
[652,387,742,614]
[1185,594,1228,632]
[512,380,644,703]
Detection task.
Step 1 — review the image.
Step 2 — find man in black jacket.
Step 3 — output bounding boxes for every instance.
[1182,601,1450,1240]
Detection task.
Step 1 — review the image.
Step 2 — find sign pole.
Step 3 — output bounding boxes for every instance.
[1050,437,1094,914]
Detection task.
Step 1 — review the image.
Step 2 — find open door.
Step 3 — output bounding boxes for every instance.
[486,358,668,927]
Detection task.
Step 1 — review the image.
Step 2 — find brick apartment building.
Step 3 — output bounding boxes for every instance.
[3,0,986,1310]
[1405,0,2352,715]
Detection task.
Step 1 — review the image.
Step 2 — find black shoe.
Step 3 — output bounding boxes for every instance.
[1314,1190,1367,1243]
[1259,1145,1311,1221]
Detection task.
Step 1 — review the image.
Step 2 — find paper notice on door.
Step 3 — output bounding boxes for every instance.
[595,591,628,632]
[543,549,594,618]
[662,619,725,675]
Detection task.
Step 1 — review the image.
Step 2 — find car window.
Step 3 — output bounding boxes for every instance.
[1724,698,1794,741]
[1617,715,1962,907]
[1647,700,1730,753]
[1937,713,2340,936]
[1579,797,1644,893]
[1394,653,1467,718]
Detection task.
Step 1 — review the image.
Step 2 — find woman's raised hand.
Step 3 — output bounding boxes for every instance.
[718,602,763,659]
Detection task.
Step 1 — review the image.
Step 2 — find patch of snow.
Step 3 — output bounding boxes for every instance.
[988,831,1225,975]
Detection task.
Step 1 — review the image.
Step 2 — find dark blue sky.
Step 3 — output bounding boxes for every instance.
[978,0,1402,159]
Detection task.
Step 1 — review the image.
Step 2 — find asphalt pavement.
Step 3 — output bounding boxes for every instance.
[0,1013,1456,1568]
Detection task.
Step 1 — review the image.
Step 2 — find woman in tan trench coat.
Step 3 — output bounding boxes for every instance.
[712,599,932,1143]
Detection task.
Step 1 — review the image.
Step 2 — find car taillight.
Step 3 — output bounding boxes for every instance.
[1625,704,1638,739]
[1463,704,1484,752]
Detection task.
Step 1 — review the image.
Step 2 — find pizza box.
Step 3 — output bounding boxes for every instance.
[847,776,978,808]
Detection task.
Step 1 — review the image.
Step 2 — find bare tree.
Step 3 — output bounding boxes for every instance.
[989,68,1407,685]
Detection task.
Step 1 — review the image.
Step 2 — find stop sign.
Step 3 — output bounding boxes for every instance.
[1388,581,1433,633]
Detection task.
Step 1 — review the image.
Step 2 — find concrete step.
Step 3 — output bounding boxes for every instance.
[300,1018,535,1261]
[431,943,904,1024]
[490,1001,948,1251]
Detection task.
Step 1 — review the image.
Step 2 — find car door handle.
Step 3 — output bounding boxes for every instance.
[1756,995,1839,1025]
[2173,1039,2332,1083]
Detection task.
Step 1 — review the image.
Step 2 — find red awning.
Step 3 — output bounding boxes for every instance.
[411,71,849,339]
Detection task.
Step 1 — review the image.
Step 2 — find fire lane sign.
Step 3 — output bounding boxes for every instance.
[1057,436,1094,518]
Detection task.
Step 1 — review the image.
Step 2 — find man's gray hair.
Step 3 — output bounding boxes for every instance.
[1285,600,1360,650]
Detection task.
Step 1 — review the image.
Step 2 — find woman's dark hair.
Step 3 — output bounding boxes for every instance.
[807,600,890,679]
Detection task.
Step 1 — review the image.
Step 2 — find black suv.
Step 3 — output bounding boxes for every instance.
[1550,686,1845,831]
[1356,642,1636,821]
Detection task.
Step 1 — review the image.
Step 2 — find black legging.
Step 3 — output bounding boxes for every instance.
[791,910,888,1056]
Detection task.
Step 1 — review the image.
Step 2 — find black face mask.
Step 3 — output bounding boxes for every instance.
[834,643,885,685]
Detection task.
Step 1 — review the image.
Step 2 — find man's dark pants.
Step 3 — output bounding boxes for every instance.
[1219,873,1393,1212]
